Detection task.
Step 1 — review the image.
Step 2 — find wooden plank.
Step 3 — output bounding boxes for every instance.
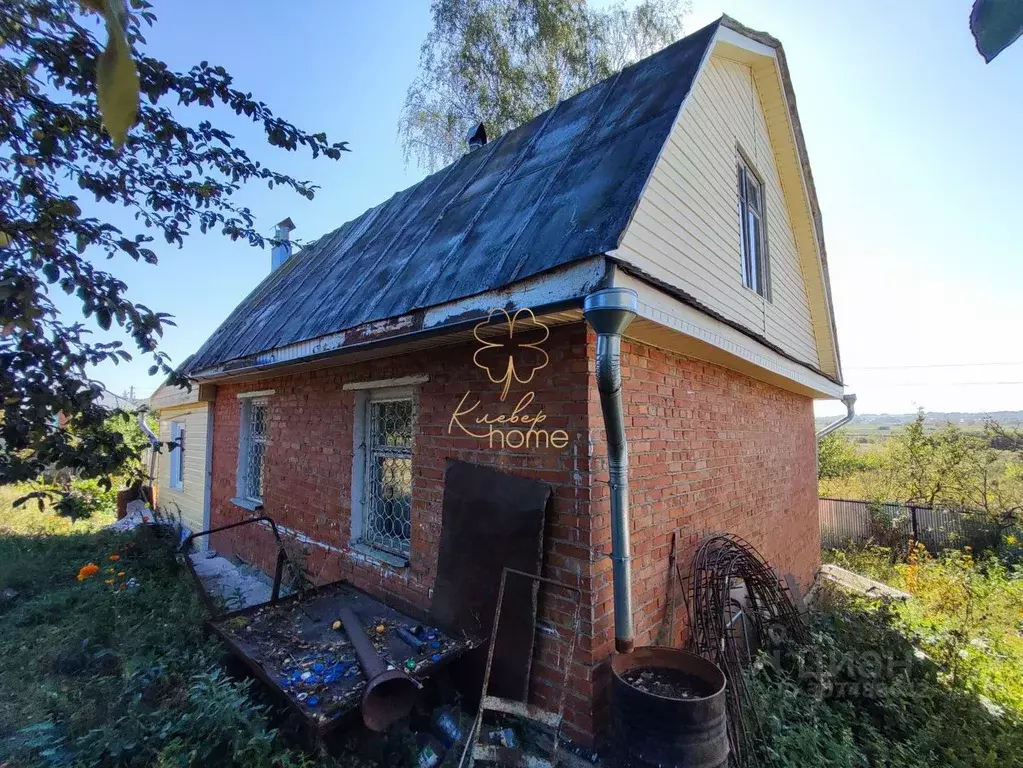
[481,695,562,729]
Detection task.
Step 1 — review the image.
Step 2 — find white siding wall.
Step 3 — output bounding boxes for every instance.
[615,53,820,369]
[156,404,209,539]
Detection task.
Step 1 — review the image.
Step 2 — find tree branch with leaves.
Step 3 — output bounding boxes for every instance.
[399,0,689,170]
[0,0,348,503]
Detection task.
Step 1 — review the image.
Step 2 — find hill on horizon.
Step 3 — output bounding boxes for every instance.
[815,410,1023,435]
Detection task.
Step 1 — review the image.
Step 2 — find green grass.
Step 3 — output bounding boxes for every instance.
[748,588,1023,767]
[824,545,1023,717]
[0,484,116,536]
[0,486,345,767]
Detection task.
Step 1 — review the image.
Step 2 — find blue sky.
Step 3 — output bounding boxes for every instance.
[83,1,1023,418]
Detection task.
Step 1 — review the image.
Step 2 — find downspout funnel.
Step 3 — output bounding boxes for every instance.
[584,287,638,653]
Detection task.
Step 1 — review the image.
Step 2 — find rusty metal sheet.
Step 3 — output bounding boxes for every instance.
[430,460,551,703]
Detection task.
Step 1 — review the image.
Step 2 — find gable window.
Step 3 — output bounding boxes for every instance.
[737,156,770,298]
[236,395,269,507]
[351,387,416,561]
[169,420,186,491]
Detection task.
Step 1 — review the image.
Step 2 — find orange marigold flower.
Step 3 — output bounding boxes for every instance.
[117,572,125,578]
[77,563,100,581]
[108,554,120,562]
[104,579,114,585]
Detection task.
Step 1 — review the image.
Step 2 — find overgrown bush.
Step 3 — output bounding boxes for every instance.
[821,544,1023,723]
[0,515,345,767]
[749,591,1023,767]
[14,411,158,523]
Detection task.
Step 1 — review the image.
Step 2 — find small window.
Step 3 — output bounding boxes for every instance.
[737,157,769,298]
[355,390,414,559]
[169,421,186,491]
[238,398,268,505]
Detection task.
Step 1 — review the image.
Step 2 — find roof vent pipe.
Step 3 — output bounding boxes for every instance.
[584,287,639,654]
[465,122,488,151]
[271,217,295,272]
[816,394,857,441]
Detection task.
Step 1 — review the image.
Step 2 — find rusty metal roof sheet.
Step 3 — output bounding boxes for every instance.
[185,20,720,375]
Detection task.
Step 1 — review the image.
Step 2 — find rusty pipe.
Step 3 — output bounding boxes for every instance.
[338,606,419,731]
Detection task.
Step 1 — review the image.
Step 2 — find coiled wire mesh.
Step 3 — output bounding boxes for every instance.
[685,533,809,767]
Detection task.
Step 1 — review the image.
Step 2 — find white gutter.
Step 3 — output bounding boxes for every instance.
[816,394,856,441]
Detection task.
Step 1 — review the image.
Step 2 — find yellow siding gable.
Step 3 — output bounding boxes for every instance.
[613,49,827,374]
[155,403,209,539]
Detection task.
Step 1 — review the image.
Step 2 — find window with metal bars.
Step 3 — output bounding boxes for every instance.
[359,393,414,558]
[238,398,268,504]
[737,156,770,298]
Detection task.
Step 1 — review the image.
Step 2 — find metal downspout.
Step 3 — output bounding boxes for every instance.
[815,394,857,441]
[584,287,639,654]
[138,409,161,492]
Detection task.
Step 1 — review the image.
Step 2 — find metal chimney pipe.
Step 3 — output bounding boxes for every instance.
[270,217,295,272]
[584,287,639,653]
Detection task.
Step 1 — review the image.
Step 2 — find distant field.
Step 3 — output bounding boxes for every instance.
[816,410,1023,443]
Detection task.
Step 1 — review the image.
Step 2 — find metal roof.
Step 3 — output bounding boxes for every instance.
[185,20,720,376]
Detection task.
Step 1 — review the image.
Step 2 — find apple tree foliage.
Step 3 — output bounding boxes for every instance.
[0,0,348,501]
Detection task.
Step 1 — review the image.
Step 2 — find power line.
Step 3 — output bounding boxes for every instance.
[878,381,1023,387]
[847,361,1023,371]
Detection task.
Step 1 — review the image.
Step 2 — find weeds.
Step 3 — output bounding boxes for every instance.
[825,544,1023,716]
[0,491,355,767]
[749,590,1023,767]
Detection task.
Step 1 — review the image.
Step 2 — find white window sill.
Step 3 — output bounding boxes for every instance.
[231,497,263,512]
[349,541,409,569]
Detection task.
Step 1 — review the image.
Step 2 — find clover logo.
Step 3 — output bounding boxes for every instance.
[472,308,550,400]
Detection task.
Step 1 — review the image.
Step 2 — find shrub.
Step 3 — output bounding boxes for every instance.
[0,518,348,767]
[749,593,1023,767]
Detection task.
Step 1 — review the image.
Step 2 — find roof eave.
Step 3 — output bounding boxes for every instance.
[186,256,611,383]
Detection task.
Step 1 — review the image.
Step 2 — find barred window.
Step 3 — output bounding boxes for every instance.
[238,398,268,504]
[357,391,414,558]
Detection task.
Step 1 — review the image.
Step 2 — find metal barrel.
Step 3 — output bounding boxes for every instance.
[338,607,420,732]
[611,647,729,768]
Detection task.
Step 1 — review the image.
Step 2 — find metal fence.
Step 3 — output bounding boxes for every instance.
[819,497,1018,552]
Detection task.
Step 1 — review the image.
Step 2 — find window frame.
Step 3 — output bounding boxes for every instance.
[235,395,270,508]
[736,152,771,300]
[350,385,417,565]
[169,420,185,491]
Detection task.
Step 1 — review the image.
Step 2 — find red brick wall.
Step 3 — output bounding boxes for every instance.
[586,339,819,696]
[207,324,602,741]
[205,324,819,746]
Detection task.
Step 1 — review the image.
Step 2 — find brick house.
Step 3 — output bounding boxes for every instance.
[182,17,845,746]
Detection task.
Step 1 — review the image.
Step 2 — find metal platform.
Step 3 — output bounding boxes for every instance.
[209,579,475,737]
